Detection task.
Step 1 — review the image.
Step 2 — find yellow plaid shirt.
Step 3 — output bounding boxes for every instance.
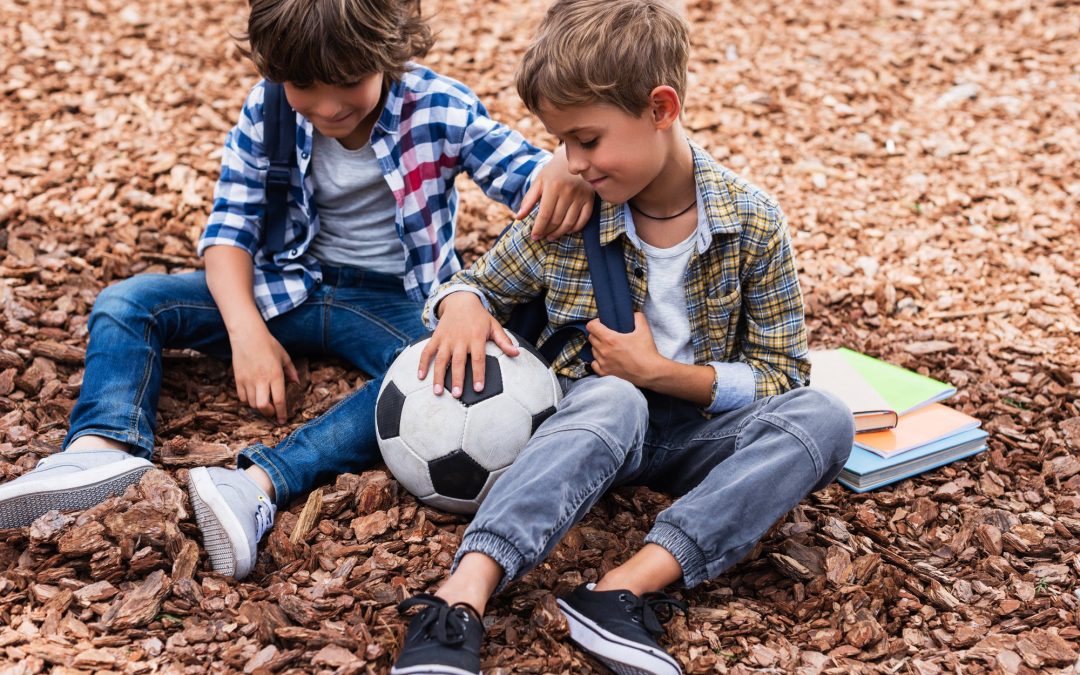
[425,141,810,402]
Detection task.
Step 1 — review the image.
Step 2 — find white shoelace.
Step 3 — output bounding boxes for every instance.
[254,500,276,542]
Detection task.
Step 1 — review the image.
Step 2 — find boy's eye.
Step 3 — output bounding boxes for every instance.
[579,138,598,149]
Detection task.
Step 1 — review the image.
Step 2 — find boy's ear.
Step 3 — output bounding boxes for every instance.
[648,86,682,130]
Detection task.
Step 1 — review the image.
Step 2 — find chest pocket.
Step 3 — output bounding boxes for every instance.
[706,287,741,360]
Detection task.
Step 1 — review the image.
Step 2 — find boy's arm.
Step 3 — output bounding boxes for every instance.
[199,83,300,422]
[204,247,298,424]
[197,84,268,259]
[457,100,593,240]
[585,207,808,412]
[726,207,810,401]
[456,98,548,214]
[586,314,717,407]
[421,215,547,329]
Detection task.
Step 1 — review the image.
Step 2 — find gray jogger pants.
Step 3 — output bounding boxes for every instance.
[454,375,854,590]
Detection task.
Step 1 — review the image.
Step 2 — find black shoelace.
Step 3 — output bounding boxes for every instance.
[620,591,688,637]
[397,594,477,646]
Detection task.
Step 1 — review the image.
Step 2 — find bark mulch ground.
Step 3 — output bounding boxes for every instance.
[0,0,1078,672]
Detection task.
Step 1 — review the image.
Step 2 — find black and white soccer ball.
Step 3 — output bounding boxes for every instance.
[375,332,562,514]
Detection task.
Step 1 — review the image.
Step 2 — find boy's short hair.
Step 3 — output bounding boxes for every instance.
[243,0,433,86]
[516,0,690,116]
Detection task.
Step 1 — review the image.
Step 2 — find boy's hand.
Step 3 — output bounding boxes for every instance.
[230,326,299,424]
[516,146,594,242]
[419,292,520,397]
[587,313,667,387]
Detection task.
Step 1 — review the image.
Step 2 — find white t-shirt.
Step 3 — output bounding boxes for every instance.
[308,131,405,276]
[623,202,705,364]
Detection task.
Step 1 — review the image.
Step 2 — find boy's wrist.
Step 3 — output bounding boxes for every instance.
[224,310,268,339]
[638,360,716,408]
[435,290,484,319]
[637,355,676,389]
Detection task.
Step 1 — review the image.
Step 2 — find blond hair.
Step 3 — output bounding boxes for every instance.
[243,0,433,85]
[516,0,690,115]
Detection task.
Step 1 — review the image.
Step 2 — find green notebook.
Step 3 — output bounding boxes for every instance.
[808,348,956,417]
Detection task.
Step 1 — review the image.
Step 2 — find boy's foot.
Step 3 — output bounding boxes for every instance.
[392,594,483,675]
[187,467,276,580]
[0,450,153,529]
[557,583,686,675]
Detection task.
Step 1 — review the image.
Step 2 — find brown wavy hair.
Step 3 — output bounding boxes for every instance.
[516,0,690,116]
[242,0,433,85]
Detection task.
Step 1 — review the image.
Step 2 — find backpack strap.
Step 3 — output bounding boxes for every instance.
[537,196,634,365]
[262,82,296,254]
[582,200,635,334]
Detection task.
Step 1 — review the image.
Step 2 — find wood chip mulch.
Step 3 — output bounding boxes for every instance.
[0,0,1078,672]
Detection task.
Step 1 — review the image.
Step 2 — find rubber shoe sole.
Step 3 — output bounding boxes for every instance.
[187,467,252,579]
[0,458,153,529]
[557,598,681,675]
[390,666,481,675]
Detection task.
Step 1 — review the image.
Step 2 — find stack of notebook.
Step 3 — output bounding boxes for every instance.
[809,348,988,493]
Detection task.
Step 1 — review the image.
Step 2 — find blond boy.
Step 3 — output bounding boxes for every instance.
[391,2,853,673]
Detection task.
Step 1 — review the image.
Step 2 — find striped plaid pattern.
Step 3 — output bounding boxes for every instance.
[198,65,549,319]
[426,141,810,400]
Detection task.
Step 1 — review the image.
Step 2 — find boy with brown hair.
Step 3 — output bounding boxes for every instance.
[391,1,854,673]
[0,0,593,580]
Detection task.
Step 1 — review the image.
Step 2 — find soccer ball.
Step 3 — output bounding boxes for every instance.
[375,332,562,514]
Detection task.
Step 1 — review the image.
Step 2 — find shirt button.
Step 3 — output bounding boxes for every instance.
[300,152,309,159]
[633,267,645,278]
[290,248,298,257]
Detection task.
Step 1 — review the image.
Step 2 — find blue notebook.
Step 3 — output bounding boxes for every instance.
[838,428,989,493]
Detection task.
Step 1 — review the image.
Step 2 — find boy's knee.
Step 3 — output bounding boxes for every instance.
[555,376,649,446]
[91,274,188,325]
[581,376,648,416]
[787,388,854,468]
[92,278,152,322]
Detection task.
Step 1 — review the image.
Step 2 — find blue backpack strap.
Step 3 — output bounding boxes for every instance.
[582,200,635,334]
[262,82,295,254]
[537,320,588,364]
[537,196,634,365]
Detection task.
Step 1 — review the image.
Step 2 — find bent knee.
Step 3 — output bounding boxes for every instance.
[588,375,648,413]
[558,376,649,439]
[91,277,156,321]
[91,274,202,322]
[786,387,854,467]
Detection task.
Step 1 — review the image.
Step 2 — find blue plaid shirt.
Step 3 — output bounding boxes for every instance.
[198,65,550,319]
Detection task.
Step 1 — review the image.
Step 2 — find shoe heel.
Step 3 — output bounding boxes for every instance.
[187,470,240,578]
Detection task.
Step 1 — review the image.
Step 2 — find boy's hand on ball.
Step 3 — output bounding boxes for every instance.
[587,313,665,386]
[421,292,519,397]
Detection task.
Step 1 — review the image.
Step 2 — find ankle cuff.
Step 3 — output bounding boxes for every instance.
[645,522,709,588]
[453,530,525,594]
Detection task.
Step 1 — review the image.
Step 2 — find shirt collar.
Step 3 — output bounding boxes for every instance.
[373,67,410,136]
[598,139,743,249]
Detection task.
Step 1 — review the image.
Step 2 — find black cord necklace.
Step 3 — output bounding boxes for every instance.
[629,198,696,221]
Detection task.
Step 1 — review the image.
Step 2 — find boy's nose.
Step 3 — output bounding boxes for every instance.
[566,150,589,175]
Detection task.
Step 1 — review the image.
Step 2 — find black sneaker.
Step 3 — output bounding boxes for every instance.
[557,583,686,675]
[392,594,484,675]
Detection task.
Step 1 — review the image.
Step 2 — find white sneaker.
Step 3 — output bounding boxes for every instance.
[187,467,276,580]
[0,450,153,529]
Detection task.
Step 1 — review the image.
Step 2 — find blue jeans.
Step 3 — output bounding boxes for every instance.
[454,376,854,590]
[64,268,425,506]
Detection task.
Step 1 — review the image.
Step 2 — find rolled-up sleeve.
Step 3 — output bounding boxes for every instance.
[737,207,811,399]
[198,83,269,258]
[421,214,547,327]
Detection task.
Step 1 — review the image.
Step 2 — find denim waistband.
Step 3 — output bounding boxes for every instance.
[318,265,405,288]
